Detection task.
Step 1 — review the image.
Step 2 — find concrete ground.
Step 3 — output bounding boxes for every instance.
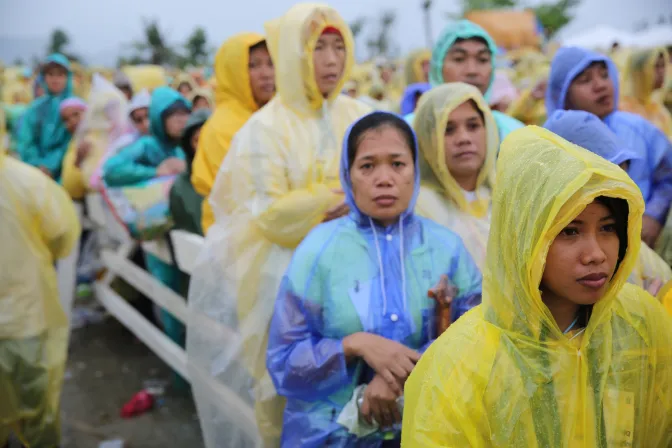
[59,317,204,448]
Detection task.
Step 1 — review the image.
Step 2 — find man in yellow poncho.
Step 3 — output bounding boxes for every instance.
[191,32,275,234]
[402,126,672,447]
[187,4,370,447]
[621,47,672,138]
[0,149,81,447]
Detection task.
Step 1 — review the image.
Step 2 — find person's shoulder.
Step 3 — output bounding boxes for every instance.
[333,95,374,116]
[615,283,672,338]
[417,215,465,247]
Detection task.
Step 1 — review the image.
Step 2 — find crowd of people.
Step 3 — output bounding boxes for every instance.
[1,2,672,447]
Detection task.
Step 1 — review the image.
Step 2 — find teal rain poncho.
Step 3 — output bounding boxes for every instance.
[266,112,482,447]
[16,53,73,179]
[103,86,188,187]
[429,20,523,142]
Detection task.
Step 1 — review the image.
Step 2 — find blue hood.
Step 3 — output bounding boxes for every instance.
[430,20,498,100]
[546,47,620,116]
[38,53,73,98]
[340,112,421,227]
[149,86,191,145]
[400,83,431,116]
[544,110,640,166]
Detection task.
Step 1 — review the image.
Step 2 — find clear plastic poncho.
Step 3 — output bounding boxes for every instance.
[0,150,81,446]
[266,112,482,447]
[187,4,371,447]
[413,83,499,269]
[402,126,672,447]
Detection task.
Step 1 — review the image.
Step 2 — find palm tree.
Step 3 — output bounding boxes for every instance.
[422,0,434,48]
[132,19,175,65]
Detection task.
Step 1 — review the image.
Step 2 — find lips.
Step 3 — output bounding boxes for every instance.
[323,74,339,82]
[374,195,397,207]
[454,151,478,159]
[577,272,608,289]
[596,94,612,106]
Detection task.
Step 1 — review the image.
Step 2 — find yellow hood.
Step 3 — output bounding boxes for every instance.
[121,65,167,92]
[404,49,431,85]
[486,126,644,340]
[190,87,214,107]
[414,82,498,217]
[264,3,354,115]
[212,32,265,109]
[626,47,668,103]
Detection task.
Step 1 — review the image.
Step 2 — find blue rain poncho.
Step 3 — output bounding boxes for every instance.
[544,109,672,289]
[266,112,482,447]
[430,20,524,142]
[103,87,188,187]
[546,47,672,223]
[17,53,73,179]
[400,83,431,116]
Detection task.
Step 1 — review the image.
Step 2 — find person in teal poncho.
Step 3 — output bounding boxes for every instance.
[16,53,73,180]
[408,20,523,142]
[103,86,190,384]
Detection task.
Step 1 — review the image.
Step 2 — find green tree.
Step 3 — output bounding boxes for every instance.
[421,0,434,48]
[132,19,175,65]
[461,0,516,13]
[184,27,209,67]
[13,57,24,66]
[534,0,580,38]
[47,29,70,55]
[366,10,397,59]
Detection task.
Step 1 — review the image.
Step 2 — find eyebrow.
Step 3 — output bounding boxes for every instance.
[570,215,615,225]
[357,152,407,161]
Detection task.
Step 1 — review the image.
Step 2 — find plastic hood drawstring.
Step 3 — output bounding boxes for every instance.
[314,100,338,183]
[369,215,407,317]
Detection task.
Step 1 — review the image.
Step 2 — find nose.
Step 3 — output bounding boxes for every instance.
[580,234,607,266]
[592,76,609,93]
[374,165,395,187]
[454,126,472,146]
[324,47,339,66]
[464,58,479,78]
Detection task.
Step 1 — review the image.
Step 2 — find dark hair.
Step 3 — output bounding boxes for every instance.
[453,37,491,53]
[249,41,268,53]
[595,196,629,273]
[347,112,416,169]
[161,101,190,123]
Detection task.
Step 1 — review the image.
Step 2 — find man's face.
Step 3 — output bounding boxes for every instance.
[61,106,83,133]
[566,62,615,119]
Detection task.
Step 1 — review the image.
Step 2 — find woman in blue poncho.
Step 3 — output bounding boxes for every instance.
[266,112,482,447]
[546,47,672,247]
[17,53,73,180]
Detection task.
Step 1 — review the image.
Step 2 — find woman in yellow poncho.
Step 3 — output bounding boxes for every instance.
[621,47,672,138]
[404,49,431,85]
[190,32,275,234]
[0,149,80,447]
[187,4,370,447]
[413,82,498,269]
[402,126,672,447]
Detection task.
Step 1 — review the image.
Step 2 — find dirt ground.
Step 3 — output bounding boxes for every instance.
[59,317,204,448]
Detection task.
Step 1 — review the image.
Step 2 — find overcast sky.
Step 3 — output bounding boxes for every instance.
[1,0,670,64]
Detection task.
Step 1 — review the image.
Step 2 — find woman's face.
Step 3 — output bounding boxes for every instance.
[164,109,190,139]
[541,201,620,307]
[249,44,275,106]
[443,100,487,189]
[566,62,615,119]
[350,126,415,227]
[192,96,211,111]
[130,107,150,135]
[44,65,68,95]
[313,32,346,97]
[61,106,84,134]
[178,82,193,97]
[442,39,492,95]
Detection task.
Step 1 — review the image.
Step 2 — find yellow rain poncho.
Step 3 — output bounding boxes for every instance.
[414,83,498,269]
[61,74,130,199]
[0,150,80,447]
[187,5,370,447]
[172,73,198,93]
[404,49,431,85]
[402,126,672,447]
[190,32,266,233]
[121,64,167,93]
[621,47,672,138]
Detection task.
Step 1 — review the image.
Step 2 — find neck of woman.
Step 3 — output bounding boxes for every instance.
[453,174,478,193]
[541,291,581,333]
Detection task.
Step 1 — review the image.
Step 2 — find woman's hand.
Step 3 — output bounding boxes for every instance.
[360,374,401,428]
[323,189,349,222]
[75,141,92,168]
[343,332,420,395]
[156,158,186,177]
